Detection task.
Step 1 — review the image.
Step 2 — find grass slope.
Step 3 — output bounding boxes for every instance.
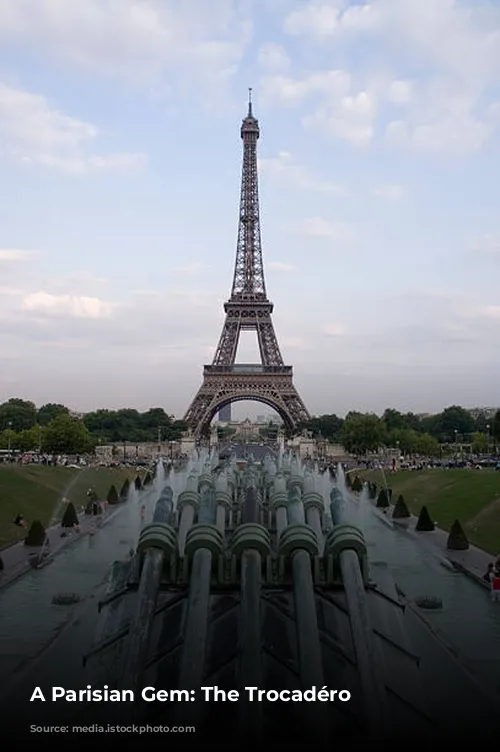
[360,468,500,554]
[0,465,138,548]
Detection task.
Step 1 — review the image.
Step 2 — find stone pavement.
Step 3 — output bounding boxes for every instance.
[0,504,120,590]
[373,505,495,580]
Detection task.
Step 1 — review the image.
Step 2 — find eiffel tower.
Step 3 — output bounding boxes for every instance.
[184,90,310,437]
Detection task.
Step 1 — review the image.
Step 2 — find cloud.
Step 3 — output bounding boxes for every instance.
[287,216,354,242]
[303,90,376,145]
[481,306,500,320]
[268,261,295,271]
[471,234,500,256]
[260,71,376,145]
[0,249,35,261]
[373,184,404,200]
[284,3,347,38]
[171,262,209,275]
[323,323,346,336]
[21,292,114,319]
[259,150,348,194]
[257,43,290,72]
[0,0,251,92]
[273,0,500,153]
[280,336,310,350]
[0,82,146,173]
[260,70,351,105]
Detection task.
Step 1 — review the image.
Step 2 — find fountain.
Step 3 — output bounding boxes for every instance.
[1,444,500,741]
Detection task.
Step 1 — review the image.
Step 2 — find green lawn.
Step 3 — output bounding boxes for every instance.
[358,468,500,554]
[0,465,139,548]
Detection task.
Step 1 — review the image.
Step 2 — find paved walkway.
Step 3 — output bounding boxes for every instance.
[0,503,119,590]
[373,505,494,580]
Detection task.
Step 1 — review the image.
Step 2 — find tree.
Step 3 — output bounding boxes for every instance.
[341,413,386,455]
[0,398,37,431]
[492,410,500,445]
[415,506,435,531]
[44,414,95,454]
[37,403,70,426]
[392,495,410,519]
[61,502,79,528]
[471,432,488,455]
[17,426,43,452]
[447,519,469,550]
[107,485,119,504]
[0,427,17,451]
[299,414,344,441]
[25,520,46,547]
[382,409,406,432]
[143,472,153,487]
[388,428,419,454]
[413,432,441,457]
[376,489,390,508]
[434,406,475,442]
[82,407,187,444]
[120,478,130,499]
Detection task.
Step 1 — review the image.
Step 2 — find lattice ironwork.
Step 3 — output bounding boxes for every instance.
[184,91,310,436]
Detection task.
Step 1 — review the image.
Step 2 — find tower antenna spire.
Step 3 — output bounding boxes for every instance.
[248,87,252,116]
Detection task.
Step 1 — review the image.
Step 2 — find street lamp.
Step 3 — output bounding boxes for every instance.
[486,424,490,455]
[454,429,458,456]
[7,421,12,461]
[38,425,42,454]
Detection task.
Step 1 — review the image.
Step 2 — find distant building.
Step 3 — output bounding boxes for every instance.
[218,404,231,422]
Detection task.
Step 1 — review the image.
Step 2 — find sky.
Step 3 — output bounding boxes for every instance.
[0,0,499,421]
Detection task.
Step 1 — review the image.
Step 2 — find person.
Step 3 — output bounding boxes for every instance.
[483,563,494,583]
[492,573,500,603]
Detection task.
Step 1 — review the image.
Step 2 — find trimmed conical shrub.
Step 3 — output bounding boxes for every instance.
[25,520,46,547]
[369,482,377,499]
[447,519,469,550]
[351,476,363,493]
[134,475,142,490]
[416,505,435,531]
[143,472,153,487]
[61,502,79,528]
[345,472,352,489]
[107,484,119,504]
[120,478,130,499]
[376,488,390,508]
[392,495,410,519]
[0,555,4,571]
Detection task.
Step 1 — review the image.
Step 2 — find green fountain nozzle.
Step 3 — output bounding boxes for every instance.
[198,486,217,525]
[287,486,305,525]
[330,487,344,525]
[153,492,173,523]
